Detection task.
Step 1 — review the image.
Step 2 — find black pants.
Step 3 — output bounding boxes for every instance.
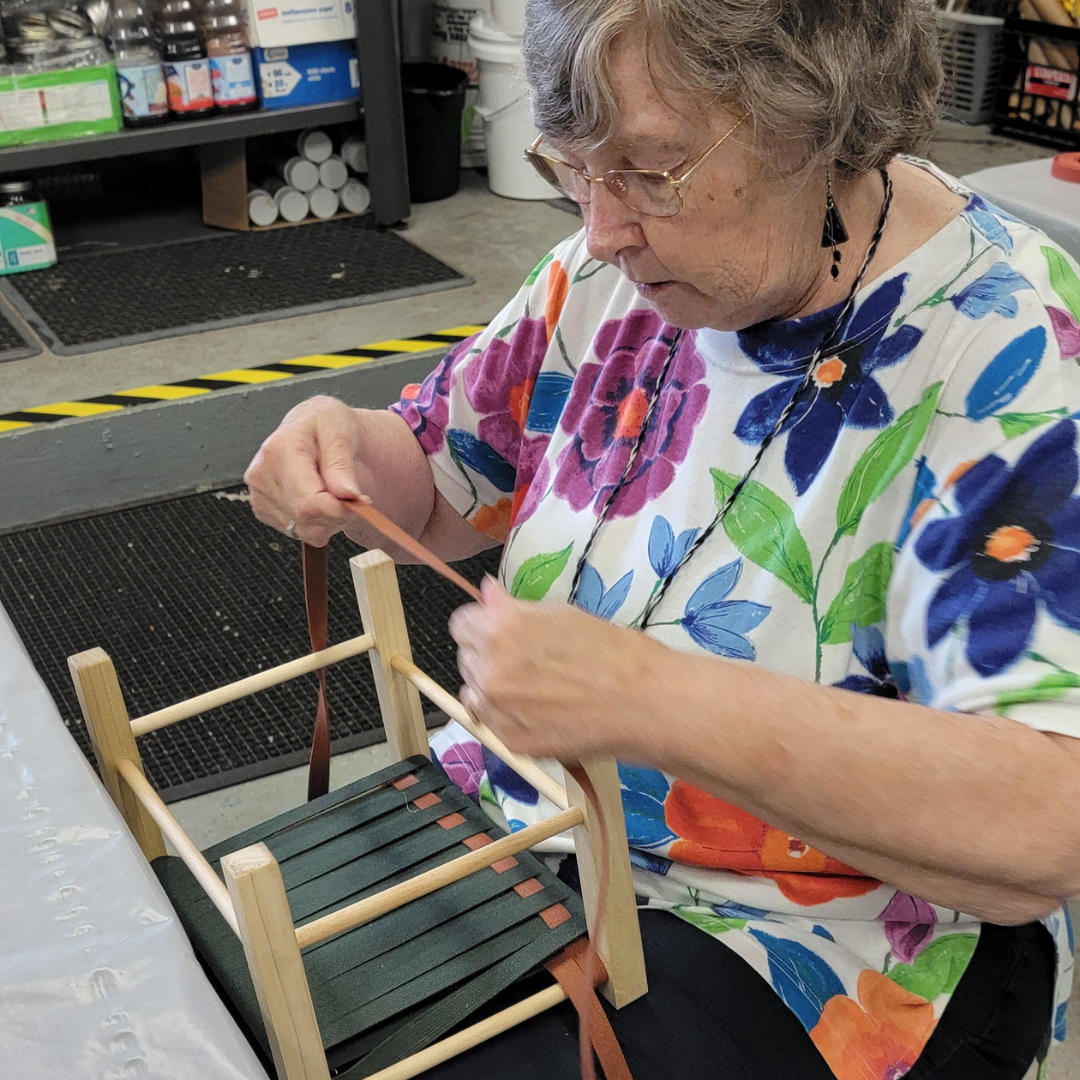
[424,910,1055,1080]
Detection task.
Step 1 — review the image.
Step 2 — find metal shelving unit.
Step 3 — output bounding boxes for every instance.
[0,0,411,225]
[0,101,362,171]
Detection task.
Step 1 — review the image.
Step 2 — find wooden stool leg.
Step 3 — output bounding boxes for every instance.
[350,550,429,761]
[68,648,166,861]
[564,756,648,1008]
[222,843,330,1080]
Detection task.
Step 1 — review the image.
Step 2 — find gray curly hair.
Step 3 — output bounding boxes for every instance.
[523,0,943,176]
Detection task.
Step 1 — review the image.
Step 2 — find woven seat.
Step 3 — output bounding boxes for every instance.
[70,550,646,1080]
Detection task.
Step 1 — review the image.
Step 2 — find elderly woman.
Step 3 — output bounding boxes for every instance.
[246,0,1080,1076]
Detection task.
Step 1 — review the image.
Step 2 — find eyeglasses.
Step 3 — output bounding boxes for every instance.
[524,113,748,218]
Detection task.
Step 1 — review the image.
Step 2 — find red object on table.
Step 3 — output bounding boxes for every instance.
[1051,153,1080,183]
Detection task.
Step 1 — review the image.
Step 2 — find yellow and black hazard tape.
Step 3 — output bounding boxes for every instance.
[0,325,485,434]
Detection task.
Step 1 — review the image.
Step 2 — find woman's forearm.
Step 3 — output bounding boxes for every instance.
[631,644,1080,919]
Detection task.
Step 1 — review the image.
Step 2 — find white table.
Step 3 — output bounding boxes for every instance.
[963,156,1080,262]
[0,603,268,1080]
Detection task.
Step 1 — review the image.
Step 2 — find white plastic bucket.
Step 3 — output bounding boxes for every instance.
[467,17,552,200]
[490,0,525,36]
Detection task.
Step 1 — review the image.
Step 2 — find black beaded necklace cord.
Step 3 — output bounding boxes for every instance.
[566,167,894,628]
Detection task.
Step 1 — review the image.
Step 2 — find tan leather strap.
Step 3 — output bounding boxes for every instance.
[302,542,331,801]
[546,940,632,1080]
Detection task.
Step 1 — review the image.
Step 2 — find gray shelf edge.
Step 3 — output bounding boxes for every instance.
[0,99,362,173]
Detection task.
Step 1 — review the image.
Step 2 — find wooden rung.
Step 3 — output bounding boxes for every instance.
[295,805,584,949]
[130,633,375,736]
[389,654,570,812]
[116,757,239,937]
[362,984,567,1080]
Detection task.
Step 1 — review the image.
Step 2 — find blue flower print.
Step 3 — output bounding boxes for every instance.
[446,429,516,493]
[951,263,1033,320]
[963,195,1020,254]
[524,371,574,434]
[965,327,1046,421]
[648,515,699,578]
[915,419,1080,676]
[833,625,900,698]
[679,559,770,659]
[629,849,673,875]
[736,274,923,495]
[897,457,937,548]
[482,745,538,806]
[748,929,846,1032]
[618,763,676,849]
[575,564,633,620]
[889,655,935,706]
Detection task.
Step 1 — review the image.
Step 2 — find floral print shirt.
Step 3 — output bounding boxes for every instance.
[391,166,1077,1080]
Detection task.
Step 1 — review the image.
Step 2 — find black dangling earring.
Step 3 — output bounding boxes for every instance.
[821,169,848,281]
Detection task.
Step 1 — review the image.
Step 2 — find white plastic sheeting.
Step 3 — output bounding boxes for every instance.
[0,603,268,1080]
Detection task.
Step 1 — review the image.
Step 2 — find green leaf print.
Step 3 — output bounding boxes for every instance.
[711,471,815,604]
[819,542,894,646]
[478,776,496,806]
[673,909,747,934]
[886,933,978,1001]
[997,408,1068,440]
[1042,245,1080,321]
[510,544,574,601]
[524,251,554,286]
[994,671,1080,716]
[836,383,942,536]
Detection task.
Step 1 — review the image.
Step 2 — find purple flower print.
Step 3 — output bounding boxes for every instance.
[394,335,477,454]
[461,317,549,465]
[881,892,937,964]
[553,309,709,518]
[436,739,485,801]
[1049,306,1080,360]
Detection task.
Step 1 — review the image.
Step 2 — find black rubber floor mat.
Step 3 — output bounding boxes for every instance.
[0,216,471,356]
[0,489,500,801]
[0,298,40,362]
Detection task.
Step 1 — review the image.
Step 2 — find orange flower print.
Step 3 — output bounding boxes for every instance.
[545,260,569,343]
[811,970,936,1080]
[666,780,879,904]
[471,498,513,542]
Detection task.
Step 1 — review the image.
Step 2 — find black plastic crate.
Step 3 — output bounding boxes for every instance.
[993,17,1080,151]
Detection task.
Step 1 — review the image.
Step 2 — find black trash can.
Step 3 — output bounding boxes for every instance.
[401,62,469,203]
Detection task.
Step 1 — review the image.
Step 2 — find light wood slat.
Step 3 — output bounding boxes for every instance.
[294,805,584,949]
[130,634,375,736]
[116,757,239,937]
[390,654,570,812]
[363,985,567,1080]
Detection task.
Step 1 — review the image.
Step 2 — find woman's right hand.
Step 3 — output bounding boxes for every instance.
[245,395,371,548]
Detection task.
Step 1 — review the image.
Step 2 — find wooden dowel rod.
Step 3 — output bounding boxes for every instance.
[362,984,568,1080]
[116,757,239,936]
[130,633,375,736]
[295,805,584,948]
[390,654,570,812]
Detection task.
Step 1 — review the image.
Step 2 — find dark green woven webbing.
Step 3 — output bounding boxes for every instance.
[277,786,477,890]
[202,756,429,862]
[155,759,588,1076]
[316,881,577,1028]
[304,859,539,984]
[334,911,585,1078]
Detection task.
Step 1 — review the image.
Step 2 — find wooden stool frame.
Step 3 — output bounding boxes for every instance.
[69,550,647,1080]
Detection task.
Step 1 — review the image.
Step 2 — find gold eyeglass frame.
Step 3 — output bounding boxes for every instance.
[523,112,749,218]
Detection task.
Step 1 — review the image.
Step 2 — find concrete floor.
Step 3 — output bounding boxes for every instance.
[9,118,1080,1074]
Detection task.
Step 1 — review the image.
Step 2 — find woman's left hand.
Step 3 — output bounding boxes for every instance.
[450,577,663,761]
